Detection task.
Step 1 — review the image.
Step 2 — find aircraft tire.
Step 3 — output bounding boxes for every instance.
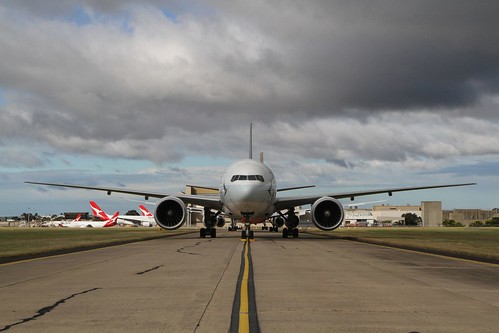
[249,230,254,239]
[241,230,247,239]
[211,228,217,238]
[283,228,288,238]
[200,228,206,238]
[293,228,299,238]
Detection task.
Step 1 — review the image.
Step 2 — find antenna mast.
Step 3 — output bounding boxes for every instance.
[249,123,253,159]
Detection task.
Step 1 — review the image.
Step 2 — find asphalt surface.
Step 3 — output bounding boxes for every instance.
[1,230,498,332]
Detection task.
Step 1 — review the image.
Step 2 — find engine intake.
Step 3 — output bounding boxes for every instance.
[154,196,186,230]
[216,216,225,228]
[311,197,344,230]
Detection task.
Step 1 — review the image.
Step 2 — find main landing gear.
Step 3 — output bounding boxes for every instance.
[281,210,299,238]
[199,207,220,238]
[200,227,216,238]
[282,227,299,238]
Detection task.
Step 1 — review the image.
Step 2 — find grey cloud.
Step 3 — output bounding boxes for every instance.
[1,1,499,166]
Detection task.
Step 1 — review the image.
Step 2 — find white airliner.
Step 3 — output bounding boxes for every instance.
[62,211,119,228]
[90,201,156,227]
[50,214,82,227]
[26,125,475,239]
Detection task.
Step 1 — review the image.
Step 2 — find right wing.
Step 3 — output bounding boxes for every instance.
[274,183,476,211]
[25,181,223,211]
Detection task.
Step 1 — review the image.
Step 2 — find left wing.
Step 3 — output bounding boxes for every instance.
[274,183,476,211]
[25,181,223,211]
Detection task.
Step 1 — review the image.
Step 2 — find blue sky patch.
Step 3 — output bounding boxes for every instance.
[69,6,92,26]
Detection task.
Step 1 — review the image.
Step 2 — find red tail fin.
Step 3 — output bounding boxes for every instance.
[103,211,119,227]
[89,201,109,221]
[139,205,153,217]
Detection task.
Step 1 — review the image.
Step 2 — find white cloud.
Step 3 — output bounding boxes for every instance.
[1,1,499,214]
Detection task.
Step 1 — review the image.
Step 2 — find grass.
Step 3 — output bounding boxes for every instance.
[2,227,498,264]
[306,227,499,263]
[0,228,195,261]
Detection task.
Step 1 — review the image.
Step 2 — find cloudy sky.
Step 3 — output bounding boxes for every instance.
[1,1,498,216]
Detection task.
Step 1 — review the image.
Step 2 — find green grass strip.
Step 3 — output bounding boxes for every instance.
[0,228,195,262]
[305,227,499,264]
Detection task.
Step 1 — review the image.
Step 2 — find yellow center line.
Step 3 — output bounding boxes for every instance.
[239,240,250,333]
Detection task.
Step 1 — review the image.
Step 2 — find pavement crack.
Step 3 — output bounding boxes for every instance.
[193,239,240,332]
[136,265,164,275]
[0,287,101,332]
[177,241,208,256]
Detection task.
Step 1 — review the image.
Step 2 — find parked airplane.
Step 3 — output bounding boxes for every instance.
[90,201,156,227]
[63,211,119,228]
[26,124,475,239]
[48,214,82,227]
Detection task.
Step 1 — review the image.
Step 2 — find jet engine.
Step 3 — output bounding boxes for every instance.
[154,196,186,230]
[216,216,225,228]
[311,197,344,230]
[274,217,284,228]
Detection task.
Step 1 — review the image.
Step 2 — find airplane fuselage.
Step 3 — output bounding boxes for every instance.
[220,159,276,221]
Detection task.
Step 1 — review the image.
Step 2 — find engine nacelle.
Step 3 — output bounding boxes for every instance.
[216,216,225,228]
[311,197,344,231]
[274,217,284,228]
[154,196,186,230]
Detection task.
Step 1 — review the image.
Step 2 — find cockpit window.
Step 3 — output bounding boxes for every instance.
[230,175,265,182]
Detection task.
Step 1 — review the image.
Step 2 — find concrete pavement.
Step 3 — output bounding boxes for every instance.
[1,230,498,332]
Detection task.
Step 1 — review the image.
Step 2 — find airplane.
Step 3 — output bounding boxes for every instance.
[45,214,82,227]
[90,201,156,227]
[26,124,476,239]
[62,211,119,228]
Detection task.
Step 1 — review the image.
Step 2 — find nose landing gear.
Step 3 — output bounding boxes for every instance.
[241,213,254,240]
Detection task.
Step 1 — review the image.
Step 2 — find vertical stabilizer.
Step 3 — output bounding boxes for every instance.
[249,123,253,159]
[259,152,264,163]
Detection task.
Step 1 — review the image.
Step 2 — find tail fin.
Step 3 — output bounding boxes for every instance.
[89,201,109,221]
[104,211,119,227]
[139,205,153,217]
[73,214,82,222]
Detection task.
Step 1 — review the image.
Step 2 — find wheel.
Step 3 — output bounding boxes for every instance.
[200,228,206,238]
[274,226,279,232]
[282,228,288,238]
[268,227,273,232]
[211,228,217,238]
[292,228,299,238]
[241,230,247,239]
[249,230,254,239]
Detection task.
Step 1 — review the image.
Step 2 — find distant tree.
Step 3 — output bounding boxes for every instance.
[442,219,465,227]
[125,210,140,216]
[469,221,485,227]
[485,217,499,227]
[402,213,422,226]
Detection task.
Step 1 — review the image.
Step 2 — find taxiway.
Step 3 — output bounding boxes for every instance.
[1,230,498,332]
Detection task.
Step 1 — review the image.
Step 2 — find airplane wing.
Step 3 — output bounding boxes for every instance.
[273,183,476,211]
[25,181,223,211]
